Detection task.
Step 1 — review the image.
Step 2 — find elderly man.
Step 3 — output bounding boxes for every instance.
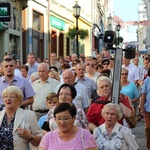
[122,57,139,84]
[0,57,34,109]
[54,69,90,114]
[75,63,97,99]
[32,62,59,119]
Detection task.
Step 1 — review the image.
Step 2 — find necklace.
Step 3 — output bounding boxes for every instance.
[6,113,14,120]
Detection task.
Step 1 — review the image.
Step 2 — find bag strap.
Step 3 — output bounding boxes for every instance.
[81,129,85,150]
[93,100,111,104]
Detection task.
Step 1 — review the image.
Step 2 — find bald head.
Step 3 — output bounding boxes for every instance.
[62,69,75,84]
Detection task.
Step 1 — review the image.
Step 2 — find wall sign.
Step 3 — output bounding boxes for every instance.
[0,3,11,22]
[50,16,65,30]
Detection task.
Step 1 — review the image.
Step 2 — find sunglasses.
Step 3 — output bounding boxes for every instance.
[121,73,128,75]
[103,63,109,65]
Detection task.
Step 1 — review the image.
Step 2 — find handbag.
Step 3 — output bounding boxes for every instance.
[125,109,137,128]
[41,121,50,132]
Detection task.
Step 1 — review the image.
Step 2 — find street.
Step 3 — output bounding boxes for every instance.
[132,119,146,149]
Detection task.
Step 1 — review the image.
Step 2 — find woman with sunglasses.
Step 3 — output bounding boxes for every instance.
[120,68,139,120]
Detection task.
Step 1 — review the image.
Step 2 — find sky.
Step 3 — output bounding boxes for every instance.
[113,0,141,41]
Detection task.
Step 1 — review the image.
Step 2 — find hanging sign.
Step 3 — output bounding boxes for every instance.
[0,3,11,22]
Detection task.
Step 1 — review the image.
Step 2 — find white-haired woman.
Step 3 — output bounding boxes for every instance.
[87,76,133,132]
[93,103,139,150]
[0,86,42,149]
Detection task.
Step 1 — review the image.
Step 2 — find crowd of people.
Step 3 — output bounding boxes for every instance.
[1,49,150,149]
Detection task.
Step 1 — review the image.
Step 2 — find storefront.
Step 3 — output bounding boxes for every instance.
[0,1,25,62]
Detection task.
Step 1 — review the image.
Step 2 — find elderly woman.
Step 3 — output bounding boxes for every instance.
[39,103,98,150]
[48,83,88,130]
[0,86,42,149]
[120,68,139,114]
[87,76,133,131]
[93,103,139,150]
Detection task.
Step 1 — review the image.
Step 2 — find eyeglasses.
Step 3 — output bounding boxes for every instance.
[73,62,78,65]
[103,63,109,65]
[121,73,128,75]
[55,116,72,121]
[3,95,18,100]
[59,93,71,97]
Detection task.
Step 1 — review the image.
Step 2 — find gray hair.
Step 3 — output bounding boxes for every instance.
[102,103,123,121]
[38,62,49,71]
[122,67,129,73]
[96,76,111,88]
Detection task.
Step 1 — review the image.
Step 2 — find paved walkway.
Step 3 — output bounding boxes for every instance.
[132,119,146,149]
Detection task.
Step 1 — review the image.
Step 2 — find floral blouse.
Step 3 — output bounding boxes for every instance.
[0,113,15,150]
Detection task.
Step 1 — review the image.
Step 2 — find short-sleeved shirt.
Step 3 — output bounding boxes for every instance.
[26,62,38,77]
[122,64,139,82]
[76,76,97,99]
[120,82,139,100]
[0,76,35,104]
[93,122,139,150]
[32,77,59,110]
[141,77,150,112]
[39,127,97,150]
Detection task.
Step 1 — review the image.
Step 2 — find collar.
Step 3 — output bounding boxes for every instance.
[2,75,17,83]
[101,122,121,134]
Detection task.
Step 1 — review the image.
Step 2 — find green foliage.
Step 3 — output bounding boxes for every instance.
[67,27,88,40]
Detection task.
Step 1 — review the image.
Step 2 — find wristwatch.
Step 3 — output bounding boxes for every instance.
[28,134,34,142]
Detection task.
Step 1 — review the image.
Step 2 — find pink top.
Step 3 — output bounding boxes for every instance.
[39,127,97,150]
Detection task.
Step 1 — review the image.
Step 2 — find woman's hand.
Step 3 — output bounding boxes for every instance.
[17,127,32,141]
[17,127,42,146]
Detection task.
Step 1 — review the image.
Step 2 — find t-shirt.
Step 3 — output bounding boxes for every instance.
[39,127,97,150]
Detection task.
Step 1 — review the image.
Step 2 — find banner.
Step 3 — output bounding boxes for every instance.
[126,20,150,26]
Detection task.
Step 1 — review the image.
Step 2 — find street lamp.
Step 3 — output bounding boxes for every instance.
[107,14,113,30]
[116,23,121,47]
[73,1,81,57]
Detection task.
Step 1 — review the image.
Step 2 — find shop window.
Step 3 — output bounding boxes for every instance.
[32,11,44,60]
[33,11,41,31]
[9,34,20,60]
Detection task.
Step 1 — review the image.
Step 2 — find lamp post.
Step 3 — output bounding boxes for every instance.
[116,23,121,48]
[73,1,81,57]
[107,14,113,30]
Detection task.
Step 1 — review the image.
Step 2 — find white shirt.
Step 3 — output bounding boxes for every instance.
[54,82,90,109]
[122,64,139,82]
[32,77,59,110]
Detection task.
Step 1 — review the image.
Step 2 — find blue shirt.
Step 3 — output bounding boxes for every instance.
[141,77,150,112]
[0,75,35,104]
[76,76,97,99]
[120,82,139,100]
[38,114,48,128]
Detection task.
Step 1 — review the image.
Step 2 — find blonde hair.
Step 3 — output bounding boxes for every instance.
[49,71,60,81]
[46,92,58,102]
[2,86,23,102]
[102,103,122,121]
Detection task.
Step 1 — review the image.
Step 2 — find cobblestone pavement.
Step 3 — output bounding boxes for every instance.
[132,119,146,149]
